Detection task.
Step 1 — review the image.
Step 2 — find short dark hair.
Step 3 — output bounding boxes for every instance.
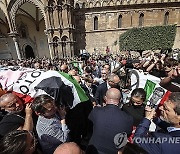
[0,130,28,154]
[131,88,146,102]
[168,92,180,115]
[31,94,54,114]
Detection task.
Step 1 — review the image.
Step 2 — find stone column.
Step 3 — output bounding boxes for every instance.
[9,33,21,60]
[58,42,63,58]
[47,37,54,59]
[66,41,71,57]
[44,6,51,28]
[13,37,21,60]
[70,41,74,57]
[58,6,63,28]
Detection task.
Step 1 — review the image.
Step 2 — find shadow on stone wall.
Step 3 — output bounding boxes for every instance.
[74,6,86,55]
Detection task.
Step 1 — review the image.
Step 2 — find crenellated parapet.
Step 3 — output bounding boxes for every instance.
[74,0,180,9]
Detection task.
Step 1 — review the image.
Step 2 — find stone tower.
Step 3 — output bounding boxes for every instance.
[44,0,75,58]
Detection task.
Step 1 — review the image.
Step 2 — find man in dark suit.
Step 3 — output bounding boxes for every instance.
[94,73,121,106]
[87,88,133,154]
[134,92,180,154]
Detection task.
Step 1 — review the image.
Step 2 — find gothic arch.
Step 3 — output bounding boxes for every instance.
[61,35,68,57]
[82,2,86,8]
[53,36,59,44]
[120,0,124,4]
[23,44,35,59]
[116,0,121,5]
[164,11,169,25]
[0,3,10,33]
[139,12,144,27]
[89,2,93,8]
[118,14,122,28]
[0,1,8,18]
[102,1,108,6]
[94,16,98,30]
[75,3,80,9]
[48,0,55,6]
[8,0,47,31]
[61,35,68,42]
[129,0,134,4]
[53,36,59,57]
[57,0,63,5]
[95,1,101,7]
[109,0,114,6]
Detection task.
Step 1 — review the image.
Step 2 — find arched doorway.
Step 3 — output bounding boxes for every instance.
[25,45,35,59]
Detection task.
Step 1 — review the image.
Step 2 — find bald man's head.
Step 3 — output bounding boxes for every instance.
[73,75,81,83]
[68,70,76,76]
[0,93,23,113]
[60,64,68,73]
[53,142,83,154]
[105,88,121,105]
[108,74,120,88]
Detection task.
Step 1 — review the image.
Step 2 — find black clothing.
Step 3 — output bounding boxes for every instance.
[88,105,133,154]
[0,113,24,136]
[94,82,108,106]
[122,103,145,127]
[150,69,166,78]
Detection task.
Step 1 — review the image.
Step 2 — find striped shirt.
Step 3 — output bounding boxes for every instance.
[36,115,69,154]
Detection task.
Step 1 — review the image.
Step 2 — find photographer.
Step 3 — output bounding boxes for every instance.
[146,54,166,78]
[134,92,180,154]
[160,58,180,92]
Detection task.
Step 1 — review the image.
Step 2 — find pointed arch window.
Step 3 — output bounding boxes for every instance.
[53,36,59,58]
[118,15,122,28]
[94,16,98,30]
[18,22,28,38]
[61,36,68,57]
[164,12,169,25]
[139,13,144,27]
[48,0,55,28]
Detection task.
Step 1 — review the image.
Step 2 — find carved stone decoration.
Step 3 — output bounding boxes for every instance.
[0,29,6,38]
[8,0,46,32]
[17,21,28,38]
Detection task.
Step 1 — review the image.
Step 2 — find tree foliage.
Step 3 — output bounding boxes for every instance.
[119,25,177,51]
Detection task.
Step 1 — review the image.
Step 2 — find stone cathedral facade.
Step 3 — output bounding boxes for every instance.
[0,0,180,59]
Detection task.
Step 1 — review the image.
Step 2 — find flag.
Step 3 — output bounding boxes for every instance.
[144,80,169,108]
[144,80,156,101]
[129,69,170,107]
[59,72,88,103]
[71,61,83,75]
[0,67,88,108]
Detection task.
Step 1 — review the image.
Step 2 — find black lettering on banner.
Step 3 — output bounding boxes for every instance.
[129,70,140,90]
[31,71,41,78]
[20,85,29,94]
[25,79,36,86]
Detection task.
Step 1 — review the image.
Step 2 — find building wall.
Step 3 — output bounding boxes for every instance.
[75,3,180,54]
[1,0,180,59]
[16,15,49,58]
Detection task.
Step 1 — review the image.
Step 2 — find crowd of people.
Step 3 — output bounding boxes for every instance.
[0,50,179,154]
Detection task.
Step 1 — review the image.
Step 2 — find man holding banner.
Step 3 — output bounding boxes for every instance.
[134,92,180,154]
